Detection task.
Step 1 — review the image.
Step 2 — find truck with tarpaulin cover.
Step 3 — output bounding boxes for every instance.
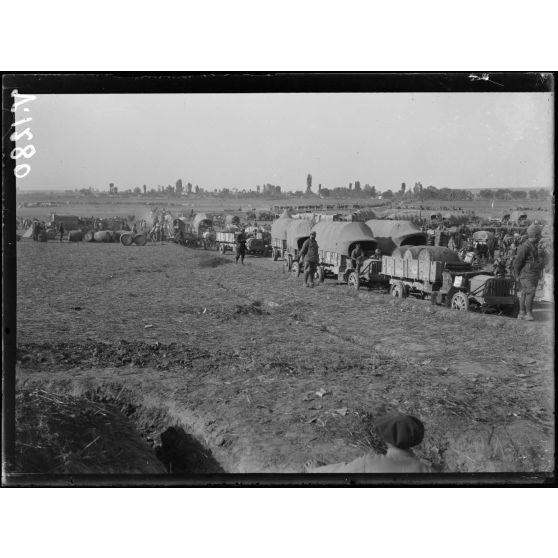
[365,219,426,255]
[311,221,378,284]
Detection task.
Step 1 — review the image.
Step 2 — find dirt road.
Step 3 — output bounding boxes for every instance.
[15,240,554,474]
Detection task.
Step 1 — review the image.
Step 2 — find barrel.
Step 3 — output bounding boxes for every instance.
[84,230,95,242]
[132,233,147,246]
[391,246,406,258]
[417,246,460,262]
[402,246,426,259]
[38,230,48,242]
[94,231,113,243]
[120,233,134,246]
[68,230,83,242]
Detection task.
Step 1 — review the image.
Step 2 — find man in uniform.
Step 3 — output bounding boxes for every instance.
[514,224,543,321]
[58,222,65,242]
[299,230,319,287]
[235,229,247,264]
[350,243,365,273]
[305,412,431,473]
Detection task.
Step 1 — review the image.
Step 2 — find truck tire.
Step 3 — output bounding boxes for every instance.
[347,271,360,290]
[444,287,457,307]
[286,254,293,271]
[450,291,469,311]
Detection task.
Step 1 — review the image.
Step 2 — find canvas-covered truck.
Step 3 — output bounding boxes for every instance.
[270,211,313,270]
[365,219,426,255]
[283,220,313,273]
[509,211,528,226]
[173,218,199,247]
[270,209,294,262]
[382,245,518,316]
[191,213,214,236]
[311,221,378,283]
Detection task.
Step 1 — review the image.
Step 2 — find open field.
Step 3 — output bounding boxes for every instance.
[16,193,553,223]
[15,232,554,475]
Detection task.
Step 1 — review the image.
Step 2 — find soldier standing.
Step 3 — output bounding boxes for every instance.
[514,224,543,321]
[350,243,365,273]
[299,230,319,287]
[235,229,247,264]
[58,222,65,242]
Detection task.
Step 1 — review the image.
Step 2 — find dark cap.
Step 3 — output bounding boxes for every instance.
[310,231,316,237]
[375,412,425,449]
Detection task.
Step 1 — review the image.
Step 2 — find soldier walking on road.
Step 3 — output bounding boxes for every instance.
[514,224,543,321]
[299,230,319,287]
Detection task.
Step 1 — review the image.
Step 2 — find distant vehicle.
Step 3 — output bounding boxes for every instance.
[509,211,528,226]
[216,231,268,256]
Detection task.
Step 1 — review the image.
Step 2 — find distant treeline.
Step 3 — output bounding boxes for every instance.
[21,183,551,203]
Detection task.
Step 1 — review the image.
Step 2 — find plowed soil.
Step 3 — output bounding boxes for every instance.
[15,239,554,475]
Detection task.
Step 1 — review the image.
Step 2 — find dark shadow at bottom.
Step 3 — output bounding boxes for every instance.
[155,426,226,474]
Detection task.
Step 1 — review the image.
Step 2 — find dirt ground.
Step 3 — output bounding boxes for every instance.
[14,237,554,476]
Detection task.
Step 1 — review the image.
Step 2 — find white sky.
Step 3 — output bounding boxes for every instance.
[15,92,553,192]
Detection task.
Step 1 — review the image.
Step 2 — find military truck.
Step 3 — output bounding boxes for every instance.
[381,246,518,316]
[312,221,378,284]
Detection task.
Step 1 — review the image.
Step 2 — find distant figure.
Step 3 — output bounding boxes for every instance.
[32,220,39,241]
[514,224,543,321]
[235,230,247,264]
[132,223,137,234]
[305,412,431,473]
[374,248,382,260]
[299,231,319,288]
[58,222,65,242]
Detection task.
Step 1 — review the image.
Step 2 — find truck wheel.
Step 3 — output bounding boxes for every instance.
[291,261,300,276]
[450,291,469,311]
[347,271,360,290]
[444,287,456,307]
[391,282,407,298]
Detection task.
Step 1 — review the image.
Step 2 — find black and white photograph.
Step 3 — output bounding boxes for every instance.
[2,72,554,487]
